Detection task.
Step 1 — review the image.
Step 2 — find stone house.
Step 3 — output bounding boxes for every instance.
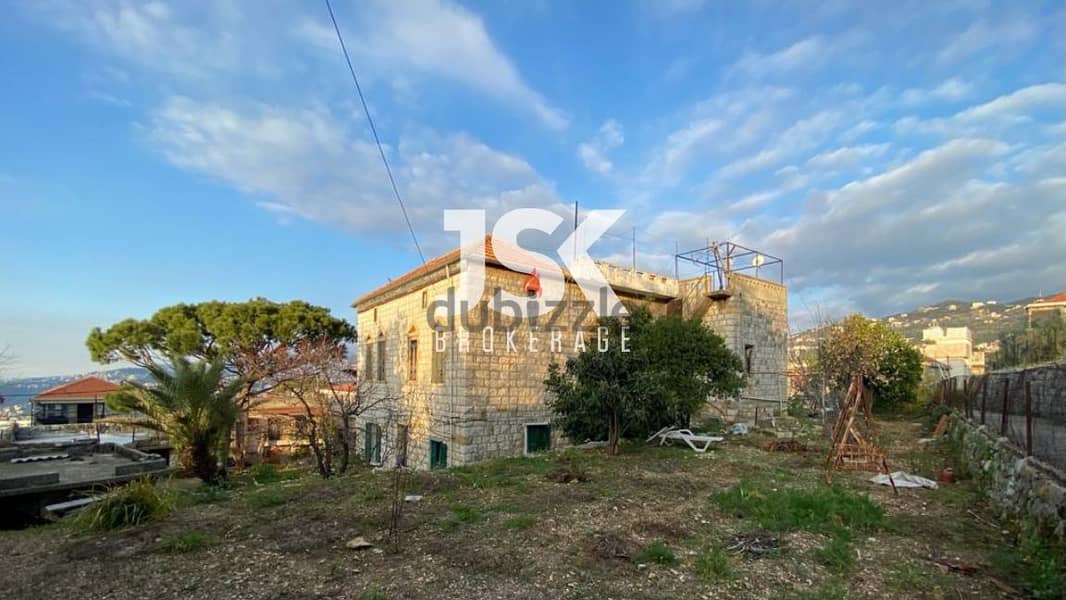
[352,237,787,470]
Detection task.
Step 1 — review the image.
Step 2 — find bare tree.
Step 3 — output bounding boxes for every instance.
[282,340,392,478]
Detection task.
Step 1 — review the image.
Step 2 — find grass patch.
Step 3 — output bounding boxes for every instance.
[694,544,733,580]
[636,541,677,566]
[181,483,232,505]
[712,481,885,533]
[248,487,292,509]
[358,591,386,600]
[72,478,172,531]
[246,463,301,485]
[452,455,557,489]
[990,534,1066,599]
[814,531,855,573]
[158,530,219,553]
[787,579,849,600]
[443,504,484,529]
[502,514,537,530]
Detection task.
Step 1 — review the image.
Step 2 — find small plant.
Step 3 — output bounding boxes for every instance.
[443,504,483,529]
[503,514,537,530]
[158,530,219,553]
[247,463,300,485]
[72,478,172,531]
[788,579,849,600]
[814,531,855,573]
[712,481,885,533]
[248,487,291,509]
[358,590,386,600]
[694,544,733,580]
[637,541,677,565]
[184,482,232,505]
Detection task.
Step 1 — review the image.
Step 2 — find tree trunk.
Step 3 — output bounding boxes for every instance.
[232,407,248,468]
[190,441,220,484]
[608,408,621,456]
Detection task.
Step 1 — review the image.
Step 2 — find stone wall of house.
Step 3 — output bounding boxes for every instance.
[355,261,673,469]
[356,258,788,469]
[948,413,1066,547]
[680,272,789,413]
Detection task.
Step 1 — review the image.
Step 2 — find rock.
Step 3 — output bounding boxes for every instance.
[404,494,423,502]
[345,536,373,550]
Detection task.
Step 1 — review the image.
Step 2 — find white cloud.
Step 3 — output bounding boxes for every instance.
[954,83,1064,122]
[577,119,625,176]
[730,36,829,78]
[147,96,566,246]
[938,18,1038,64]
[806,143,889,169]
[899,78,973,106]
[349,0,568,130]
[718,110,843,179]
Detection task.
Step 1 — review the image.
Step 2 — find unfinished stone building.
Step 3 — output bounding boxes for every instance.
[353,238,787,470]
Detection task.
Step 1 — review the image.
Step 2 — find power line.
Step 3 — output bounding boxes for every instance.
[322,0,426,264]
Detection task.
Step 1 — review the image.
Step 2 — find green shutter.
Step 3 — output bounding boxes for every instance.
[526,425,551,453]
[430,440,448,469]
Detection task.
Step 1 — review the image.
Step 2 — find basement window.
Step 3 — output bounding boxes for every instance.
[430,440,448,469]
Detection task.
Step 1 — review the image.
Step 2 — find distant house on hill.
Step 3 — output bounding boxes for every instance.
[1025,291,1066,326]
[31,376,119,425]
[920,325,985,376]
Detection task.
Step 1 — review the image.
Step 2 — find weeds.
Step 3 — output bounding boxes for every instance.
[72,478,172,531]
[183,482,231,505]
[158,530,219,553]
[637,541,677,565]
[991,529,1066,599]
[248,487,292,509]
[503,514,537,530]
[694,544,733,580]
[247,463,301,485]
[443,504,483,529]
[712,481,885,533]
[814,530,855,573]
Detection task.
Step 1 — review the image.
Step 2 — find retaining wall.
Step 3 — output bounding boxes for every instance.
[948,413,1066,546]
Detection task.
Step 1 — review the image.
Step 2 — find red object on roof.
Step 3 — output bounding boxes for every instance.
[354,236,559,308]
[1046,291,1066,303]
[35,376,120,400]
[522,268,543,298]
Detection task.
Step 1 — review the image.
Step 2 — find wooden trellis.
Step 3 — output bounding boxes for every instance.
[825,375,897,494]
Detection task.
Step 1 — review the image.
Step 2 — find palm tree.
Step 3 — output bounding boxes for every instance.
[108,355,242,483]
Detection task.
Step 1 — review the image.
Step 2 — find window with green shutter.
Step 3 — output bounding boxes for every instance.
[365,422,382,465]
[429,439,448,469]
[525,424,551,454]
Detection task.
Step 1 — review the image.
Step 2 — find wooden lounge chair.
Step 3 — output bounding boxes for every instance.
[646,426,724,453]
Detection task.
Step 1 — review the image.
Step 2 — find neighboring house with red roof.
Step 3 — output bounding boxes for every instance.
[1025,291,1066,326]
[31,376,120,425]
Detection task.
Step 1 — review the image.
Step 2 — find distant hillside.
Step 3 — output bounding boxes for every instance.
[0,367,148,412]
[792,295,1041,350]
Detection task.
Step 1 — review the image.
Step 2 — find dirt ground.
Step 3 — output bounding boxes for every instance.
[0,418,1036,599]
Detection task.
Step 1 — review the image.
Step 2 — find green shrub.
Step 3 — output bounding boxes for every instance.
[991,524,1066,599]
[637,541,677,565]
[694,544,732,580]
[72,478,172,531]
[158,530,219,553]
[712,481,885,533]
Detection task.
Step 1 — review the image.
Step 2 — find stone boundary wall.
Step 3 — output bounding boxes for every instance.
[948,413,1066,546]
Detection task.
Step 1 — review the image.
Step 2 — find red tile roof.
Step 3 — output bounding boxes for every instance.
[353,236,559,308]
[35,376,120,400]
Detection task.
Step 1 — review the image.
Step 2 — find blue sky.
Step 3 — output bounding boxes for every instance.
[1,0,1063,376]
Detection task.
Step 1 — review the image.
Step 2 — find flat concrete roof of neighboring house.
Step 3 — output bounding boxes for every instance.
[0,445,168,498]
